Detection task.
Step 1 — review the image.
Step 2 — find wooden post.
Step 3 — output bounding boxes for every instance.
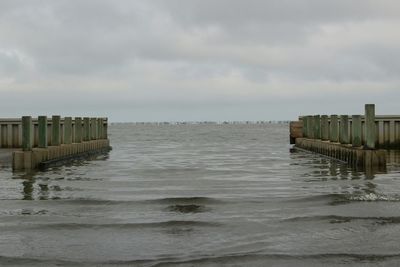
[64,117,72,144]
[303,116,308,138]
[22,116,32,151]
[314,115,321,139]
[51,115,61,146]
[365,104,376,149]
[330,115,339,142]
[91,118,97,140]
[38,116,48,148]
[103,118,108,139]
[83,117,92,141]
[352,115,362,147]
[74,117,82,143]
[97,118,102,140]
[321,115,329,141]
[83,117,90,141]
[339,115,349,144]
[308,116,315,139]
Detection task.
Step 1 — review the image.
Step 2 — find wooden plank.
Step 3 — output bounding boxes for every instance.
[1,125,6,147]
[18,124,22,147]
[378,120,384,146]
[7,124,12,148]
[12,124,19,147]
[33,123,39,147]
[361,121,365,144]
[389,120,395,145]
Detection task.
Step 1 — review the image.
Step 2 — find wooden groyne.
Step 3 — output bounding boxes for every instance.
[0,116,111,171]
[290,104,387,169]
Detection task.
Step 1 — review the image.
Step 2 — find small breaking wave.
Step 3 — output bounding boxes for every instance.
[167,204,210,213]
[283,215,400,225]
[144,197,222,205]
[289,192,400,206]
[348,193,400,202]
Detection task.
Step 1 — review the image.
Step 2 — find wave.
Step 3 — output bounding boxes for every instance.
[283,215,400,225]
[2,253,400,266]
[289,192,400,206]
[21,220,221,230]
[167,204,210,213]
[144,197,222,204]
[44,196,222,206]
[104,253,400,266]
[348,193,400,202]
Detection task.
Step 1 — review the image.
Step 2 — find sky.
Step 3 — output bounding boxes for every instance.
[0,0,400,122]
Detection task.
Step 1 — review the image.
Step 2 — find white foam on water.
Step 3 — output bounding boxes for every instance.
[349,193,400,202]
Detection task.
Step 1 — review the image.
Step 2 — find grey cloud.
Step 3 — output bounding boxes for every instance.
[0,0,399,121]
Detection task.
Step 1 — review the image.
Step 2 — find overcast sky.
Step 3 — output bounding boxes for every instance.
[0,0,399,122]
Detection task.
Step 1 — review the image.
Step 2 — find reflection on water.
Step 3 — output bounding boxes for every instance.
[1,124,400,266]
[11,154,110,201]
[290,147,389,180]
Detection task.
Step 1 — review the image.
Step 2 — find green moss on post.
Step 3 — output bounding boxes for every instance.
[330,115,339,142]
[22,116,32,151]
[51,115,61,146]
[64,117,72,144]
[321,115,329,141]
[83,117,90,141]
[339,115,349,144]
[365,104,376,149]
[352,115,362,147]
[38,116,48,148]
[74,117,82,143]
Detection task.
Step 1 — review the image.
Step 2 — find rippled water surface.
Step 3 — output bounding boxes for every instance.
[1,124,400,266]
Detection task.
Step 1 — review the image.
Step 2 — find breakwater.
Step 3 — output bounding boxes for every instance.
[290,104,387,169]
[0,116,111,170]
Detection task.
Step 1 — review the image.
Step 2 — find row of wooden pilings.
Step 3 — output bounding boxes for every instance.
[302,104,376,149]
[14,116,110,171]
[21,116,108,151]
[293,104,386,169]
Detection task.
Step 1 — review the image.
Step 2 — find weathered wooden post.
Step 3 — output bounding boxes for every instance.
[97,118,103,140]
[303,116,308,138]
[83,117,90,141]
[74,117,82,143]
[22,116,32,151]
[51,115,61,146]
[352,115,362,147]
[103,118,108,139]
[38,116,48,148]
[64,117,72,144]
[314,115,321,139]
[330,115,339,142]
[90,118,97,140]
[321,115,329,141]
[308,116,315,139]
[339,115,349,144]
[365,104,376,149]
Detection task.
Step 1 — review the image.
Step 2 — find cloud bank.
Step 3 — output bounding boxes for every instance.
[0,0,399,121]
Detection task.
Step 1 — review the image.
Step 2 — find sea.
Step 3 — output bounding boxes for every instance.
[1,123,400,266]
